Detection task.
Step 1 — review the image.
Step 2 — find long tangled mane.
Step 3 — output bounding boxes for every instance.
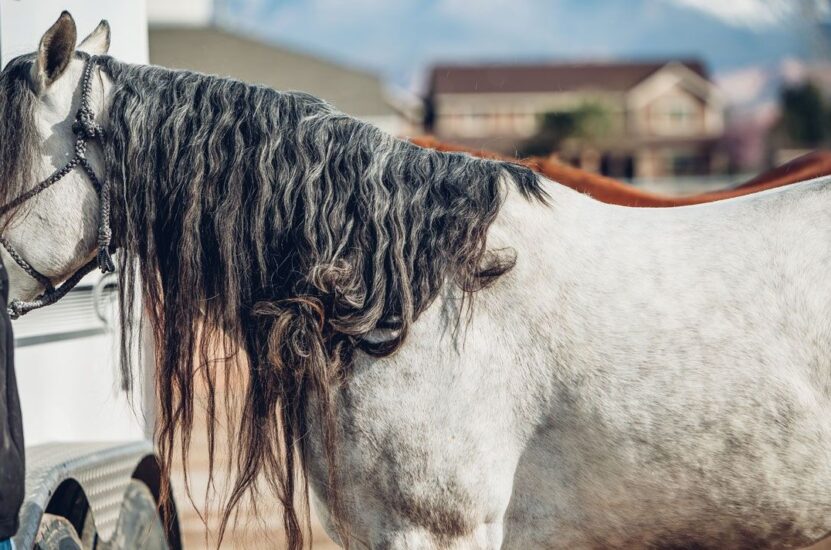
[99,57,543,548]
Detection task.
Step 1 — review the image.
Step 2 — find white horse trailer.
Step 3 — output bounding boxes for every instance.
[0,2,180,548]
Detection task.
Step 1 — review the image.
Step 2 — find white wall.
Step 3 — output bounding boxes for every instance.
[147,0,212,27]
[0,1,147,65]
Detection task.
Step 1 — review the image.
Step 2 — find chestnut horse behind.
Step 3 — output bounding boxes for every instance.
[410,136,831,207]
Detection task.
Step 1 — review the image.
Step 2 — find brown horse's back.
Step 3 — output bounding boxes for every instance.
[409,136,831,207]
[730,150,831,192]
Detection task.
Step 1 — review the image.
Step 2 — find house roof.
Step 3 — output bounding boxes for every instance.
[148,26,397,118]
[428,60,709,95]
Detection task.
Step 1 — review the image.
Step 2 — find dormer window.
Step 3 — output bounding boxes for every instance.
[651,93,699,135]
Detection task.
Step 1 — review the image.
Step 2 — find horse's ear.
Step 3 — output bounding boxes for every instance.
[78,20,110,56]
[36,11,77,88]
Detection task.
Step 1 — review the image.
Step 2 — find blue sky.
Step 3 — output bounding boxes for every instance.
[214,0,818,92]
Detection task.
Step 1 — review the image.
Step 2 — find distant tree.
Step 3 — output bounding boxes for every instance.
[519,103,612,157]
[779,82,826,147]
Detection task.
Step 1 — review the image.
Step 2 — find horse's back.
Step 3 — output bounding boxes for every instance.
[503,176,831,548]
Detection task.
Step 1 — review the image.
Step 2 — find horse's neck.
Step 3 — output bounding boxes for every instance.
[393,179,604,430]
[486,177,604,286]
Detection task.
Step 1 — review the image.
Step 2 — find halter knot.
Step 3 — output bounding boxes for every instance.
[72,115,103,140]
[7,301,25,321]
[97,246,115,273]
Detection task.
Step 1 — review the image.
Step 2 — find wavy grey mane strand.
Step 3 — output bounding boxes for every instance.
[99,56,543,548]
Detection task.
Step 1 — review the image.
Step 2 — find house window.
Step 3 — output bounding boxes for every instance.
[664,150,702,176]
[651,94,699,135]
[455,111,489,137]
[512,111,536,135]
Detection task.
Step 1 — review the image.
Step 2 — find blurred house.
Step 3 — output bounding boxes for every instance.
[148,1,413,135]
[425,61,727,178]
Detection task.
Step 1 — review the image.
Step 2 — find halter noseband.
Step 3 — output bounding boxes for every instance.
[0,53,115,319]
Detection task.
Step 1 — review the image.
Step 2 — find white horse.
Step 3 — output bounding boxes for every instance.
[4,13,831,549]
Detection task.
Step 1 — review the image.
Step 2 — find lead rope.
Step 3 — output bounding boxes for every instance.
[1,54,115,319]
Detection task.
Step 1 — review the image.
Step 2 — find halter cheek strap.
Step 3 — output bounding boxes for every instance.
[0,54,115,319]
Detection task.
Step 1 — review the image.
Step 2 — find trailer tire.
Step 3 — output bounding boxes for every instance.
[80,479,168,550]
[35,514,83,549]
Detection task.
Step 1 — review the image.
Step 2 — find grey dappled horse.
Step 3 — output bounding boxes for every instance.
[2,12,831,549]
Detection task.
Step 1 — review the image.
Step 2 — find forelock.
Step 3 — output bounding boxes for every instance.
[0,53,41,225]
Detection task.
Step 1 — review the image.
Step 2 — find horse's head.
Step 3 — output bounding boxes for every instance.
[0,12,111,305]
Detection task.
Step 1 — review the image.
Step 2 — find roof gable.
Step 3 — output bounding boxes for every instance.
[429,60,709,95]
[627,61,723,108]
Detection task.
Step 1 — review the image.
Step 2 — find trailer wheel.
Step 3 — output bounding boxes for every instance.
[35,514,83,549]
[80,479,168,550]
